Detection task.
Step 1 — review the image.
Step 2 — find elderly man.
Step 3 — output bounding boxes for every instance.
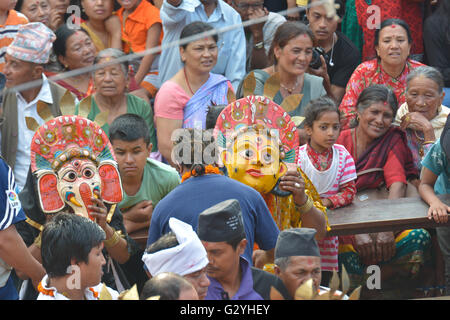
[197,199,290,300]
[142,218,211,299]
[0,22,74,191]
[228,0,285,71]
[274,227,348,299]
[158,0,246,91]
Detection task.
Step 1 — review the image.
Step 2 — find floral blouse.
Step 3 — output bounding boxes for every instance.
[339,58,424,129]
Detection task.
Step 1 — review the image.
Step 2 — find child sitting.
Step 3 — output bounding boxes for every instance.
[116,0,163,98]
[37,213,119,300]
[296,96,357,283]
[419,114,450,295]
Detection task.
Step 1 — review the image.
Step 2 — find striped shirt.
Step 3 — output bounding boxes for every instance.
[297,144,357,272]
[0,157,26,292]
[0,10,28,72]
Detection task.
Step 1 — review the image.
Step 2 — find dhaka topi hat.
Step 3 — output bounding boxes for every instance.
[7,22,56,64]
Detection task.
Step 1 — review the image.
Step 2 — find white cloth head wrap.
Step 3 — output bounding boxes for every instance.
[142,218,209,277]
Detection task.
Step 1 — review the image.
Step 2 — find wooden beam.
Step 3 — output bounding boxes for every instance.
[327,194,450,236]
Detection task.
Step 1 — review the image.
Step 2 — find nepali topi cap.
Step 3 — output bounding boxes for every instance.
[197,199,245,242]
[275,228,320,259]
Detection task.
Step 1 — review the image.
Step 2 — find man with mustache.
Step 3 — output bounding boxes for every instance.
[0,22,75,191]
[197,199,290,300]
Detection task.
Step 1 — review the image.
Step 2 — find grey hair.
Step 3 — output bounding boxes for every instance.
[406,66,444,94]
[94,48,129,76]
[274,256,291,271]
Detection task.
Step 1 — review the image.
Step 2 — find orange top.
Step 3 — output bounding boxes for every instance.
[116,0,163,54]
[0,10,28,72]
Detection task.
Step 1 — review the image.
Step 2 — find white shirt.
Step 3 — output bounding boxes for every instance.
[14,74,53,191]
[37,275,119,300]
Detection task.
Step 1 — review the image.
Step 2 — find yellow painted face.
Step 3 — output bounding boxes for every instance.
[222,130,287,194]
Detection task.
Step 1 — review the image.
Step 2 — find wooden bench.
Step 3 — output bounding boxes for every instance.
[327,194,450,236]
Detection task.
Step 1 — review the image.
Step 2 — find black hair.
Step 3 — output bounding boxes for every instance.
[53,24,91,58]
[303,96,339,128]
[268,21,315,65]
[109,113,151,146]
[145,231,179,254]
[206,104,226,130]
[140,272,195,300]
[14,0,25,11]
[180,21,218,49]
[374,18,413,48]
[41,213,105,278]
[356,84,398,117]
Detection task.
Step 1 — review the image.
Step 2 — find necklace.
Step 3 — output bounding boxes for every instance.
[279,80,299,94]
[183,67,195,95]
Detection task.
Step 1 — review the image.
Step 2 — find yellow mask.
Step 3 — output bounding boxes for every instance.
[222,130,287,194]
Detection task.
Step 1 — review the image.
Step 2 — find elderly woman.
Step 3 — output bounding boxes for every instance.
[336,85,431,297]
[80,0,121,52]
[237,21,326,118]
[76,48,157,153]
[46,24,97,100]
[339,18,424,130]
[154,21,232,166]
[15,0,51,26]
[394,66,450,174]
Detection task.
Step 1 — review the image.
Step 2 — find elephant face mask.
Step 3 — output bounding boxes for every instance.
[30,115,123,220]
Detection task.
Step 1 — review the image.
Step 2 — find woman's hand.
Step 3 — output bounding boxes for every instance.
[427,199,450,224]
[374,231,396,262]
[400,112,436,141]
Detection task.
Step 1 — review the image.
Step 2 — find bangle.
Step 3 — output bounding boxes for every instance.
[254,41,264,49]
[33,232,42,249]
[104,230,121,249]
[295,195,314,213]
[422,140,435,145]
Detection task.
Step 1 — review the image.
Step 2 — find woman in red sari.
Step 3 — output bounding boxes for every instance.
[339,19,424,130]
[337,85,431,298]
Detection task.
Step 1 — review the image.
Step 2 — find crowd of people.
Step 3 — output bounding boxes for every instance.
[0,0,449,300]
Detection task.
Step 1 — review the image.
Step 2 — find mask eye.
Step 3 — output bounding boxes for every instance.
[83,168,94,179]
[63,170,77,182]
[239,149,254,160]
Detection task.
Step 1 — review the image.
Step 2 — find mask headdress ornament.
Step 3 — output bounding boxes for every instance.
[26,92,122,221]
[213,72,306,196]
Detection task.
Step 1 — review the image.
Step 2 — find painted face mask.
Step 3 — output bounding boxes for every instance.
[215,95,299,196]
[29,113,123,220]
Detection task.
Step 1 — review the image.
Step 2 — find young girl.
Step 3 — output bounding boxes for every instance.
[296,96,357,283]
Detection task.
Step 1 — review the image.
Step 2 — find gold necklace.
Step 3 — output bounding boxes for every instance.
[280,80,299,94]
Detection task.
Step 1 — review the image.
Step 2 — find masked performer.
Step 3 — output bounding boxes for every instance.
[15,103,146,299]
[214,95,328,271]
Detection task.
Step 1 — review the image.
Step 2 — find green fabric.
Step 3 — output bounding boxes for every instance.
[341,0,363,60]
[249,70,327,118]
[75,94,158,152]
[118,158,180,211]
